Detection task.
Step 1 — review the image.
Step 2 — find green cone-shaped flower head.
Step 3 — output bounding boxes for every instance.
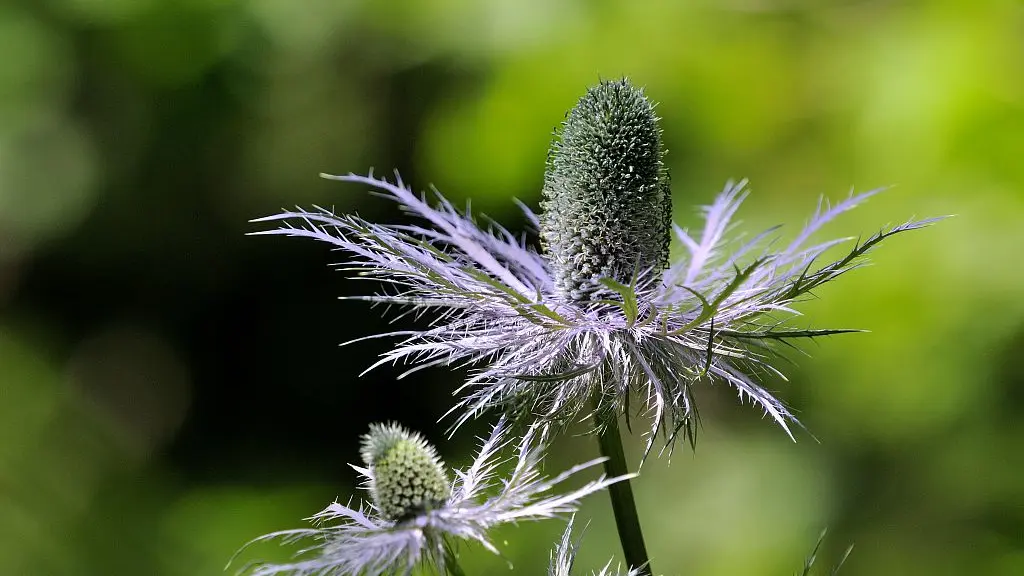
[541,78,672,301]
[360,423,451,522]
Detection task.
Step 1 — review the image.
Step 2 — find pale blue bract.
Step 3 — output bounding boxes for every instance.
[233,419,629,576]
[252,171,937,456]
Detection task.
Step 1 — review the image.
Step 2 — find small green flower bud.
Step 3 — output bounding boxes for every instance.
[541,79,672,301]
[360,423,451,522]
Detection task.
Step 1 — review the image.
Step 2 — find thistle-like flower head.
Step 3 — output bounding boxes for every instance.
[234,420,628,576]
[360,423,451,521]
[542,79,671,300]
[252,78,940,454]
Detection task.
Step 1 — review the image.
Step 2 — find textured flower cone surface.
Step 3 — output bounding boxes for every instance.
[541,78,673,301]
[362,424,450,521]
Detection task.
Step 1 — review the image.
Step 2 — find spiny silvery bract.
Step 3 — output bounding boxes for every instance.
[360,423,450,521]
[251,78,939,454]
[234,420,629,576]
[549,515,645,576]
[542,79,671,301]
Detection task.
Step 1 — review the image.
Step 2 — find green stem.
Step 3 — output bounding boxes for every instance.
[596,415,652,576]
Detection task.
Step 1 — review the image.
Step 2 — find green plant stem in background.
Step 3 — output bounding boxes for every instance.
[596,415,652,576]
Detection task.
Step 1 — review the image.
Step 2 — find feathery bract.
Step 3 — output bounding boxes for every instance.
[233,419,628,575]
[251,79,939,455]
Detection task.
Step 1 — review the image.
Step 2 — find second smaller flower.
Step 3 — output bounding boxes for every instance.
[235,419,630,576]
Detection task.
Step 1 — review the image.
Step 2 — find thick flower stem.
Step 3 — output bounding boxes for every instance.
[596,415,652,576]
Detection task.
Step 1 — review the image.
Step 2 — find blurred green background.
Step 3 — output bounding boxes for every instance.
[2,0,1023,574]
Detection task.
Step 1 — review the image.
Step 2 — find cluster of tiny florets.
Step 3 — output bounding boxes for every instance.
[541,79,672,301]
[361,423,450,521]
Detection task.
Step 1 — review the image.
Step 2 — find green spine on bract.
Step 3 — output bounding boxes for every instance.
[541,78,672,301]
[361,424,451,522]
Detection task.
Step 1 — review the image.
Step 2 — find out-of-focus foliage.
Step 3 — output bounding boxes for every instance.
[1,0,1022,575]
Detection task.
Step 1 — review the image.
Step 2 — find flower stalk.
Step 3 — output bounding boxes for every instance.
[596,412,652,576]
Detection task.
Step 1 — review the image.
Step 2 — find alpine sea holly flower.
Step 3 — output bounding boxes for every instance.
[251,79,938,454]
[234,419,629,576]
[360,422,451,522]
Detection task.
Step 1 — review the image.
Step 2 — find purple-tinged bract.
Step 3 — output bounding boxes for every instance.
[232,419,627,576]
[252,171,938,455]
